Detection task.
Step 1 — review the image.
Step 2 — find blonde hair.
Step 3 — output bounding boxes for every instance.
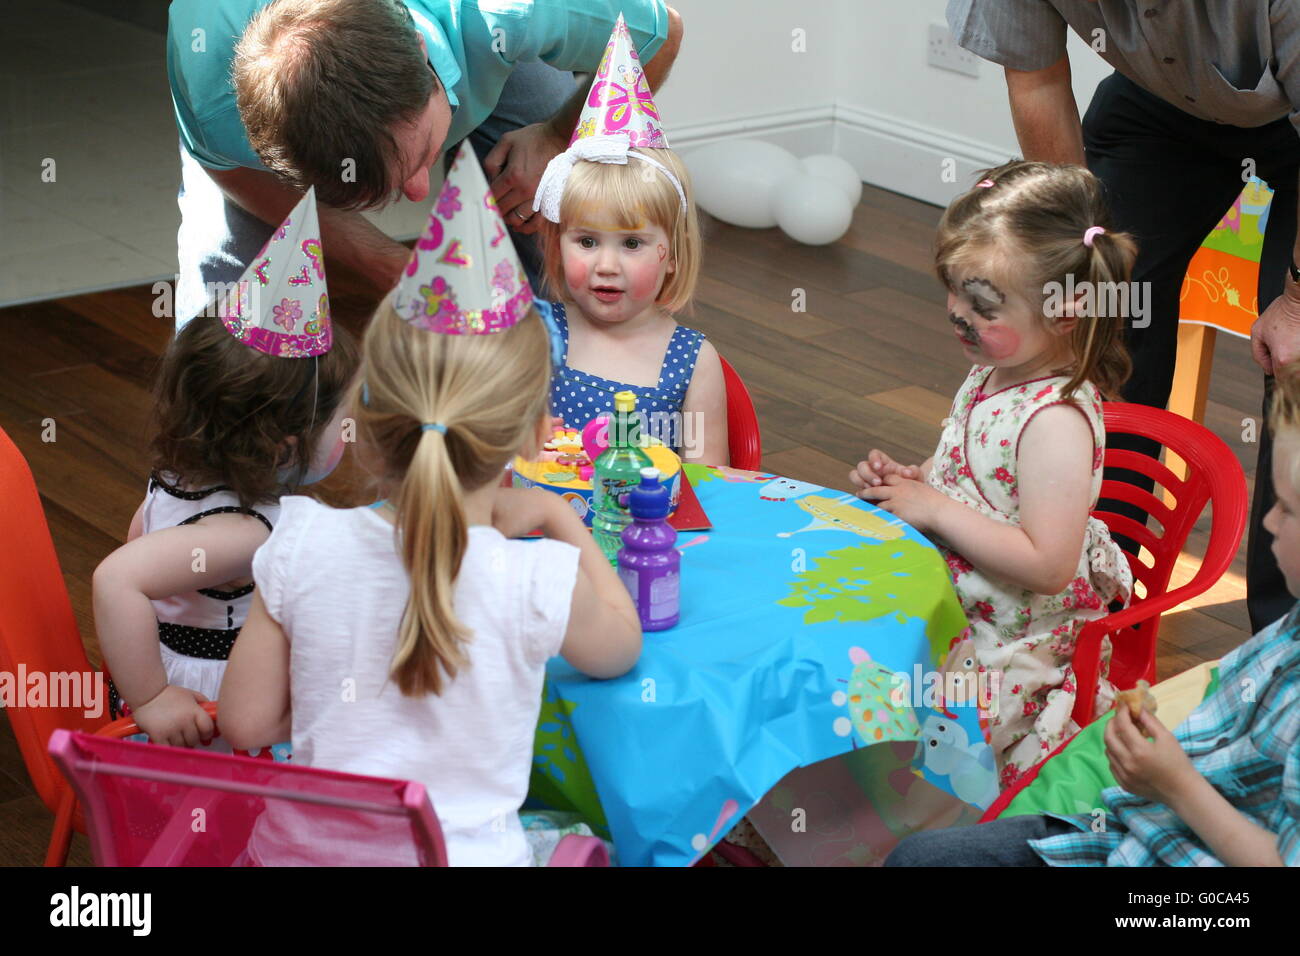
[540,147,701,314]
[935,160,1135,400]
[1272,363,1300,494]
[353,302,551,696]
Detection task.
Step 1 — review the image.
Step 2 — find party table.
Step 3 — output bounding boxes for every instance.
[528,463,993,866]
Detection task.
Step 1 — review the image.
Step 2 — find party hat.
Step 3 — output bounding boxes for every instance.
[391,142,533,334]
[218,187,332,357]
[569,13,667,148]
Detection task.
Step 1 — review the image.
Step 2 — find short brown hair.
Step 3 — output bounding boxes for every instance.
[234,0,437,209]
[151,317,358,509]
[935,160,1135,400]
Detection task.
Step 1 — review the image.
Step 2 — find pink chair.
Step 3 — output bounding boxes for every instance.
[49,729,609,867]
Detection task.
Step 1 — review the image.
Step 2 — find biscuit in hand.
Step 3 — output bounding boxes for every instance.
[1113,679,1157,719]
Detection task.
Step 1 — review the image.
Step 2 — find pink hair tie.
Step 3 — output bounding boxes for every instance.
[975,179,995,188]
[1083,226,1106,247]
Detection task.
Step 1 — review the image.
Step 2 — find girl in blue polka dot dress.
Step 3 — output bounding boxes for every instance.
[534,147,729,464]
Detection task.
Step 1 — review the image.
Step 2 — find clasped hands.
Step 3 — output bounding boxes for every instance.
[850,450,947,533]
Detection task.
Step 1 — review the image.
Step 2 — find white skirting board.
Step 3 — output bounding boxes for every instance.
[673,103,1016,209]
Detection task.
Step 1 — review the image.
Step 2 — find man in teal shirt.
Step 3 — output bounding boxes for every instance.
[167,0,681,322]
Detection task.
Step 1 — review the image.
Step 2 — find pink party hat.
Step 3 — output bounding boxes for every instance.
[218,187,332,357]
[391,142,533,334]
[569,13,667,148]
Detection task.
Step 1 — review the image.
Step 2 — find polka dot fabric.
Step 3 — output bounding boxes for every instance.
[542,300,706,452]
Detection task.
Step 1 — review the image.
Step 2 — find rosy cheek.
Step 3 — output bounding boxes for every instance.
[626,259,663,301]
[563,257,588,294]
[978,325,1021,360]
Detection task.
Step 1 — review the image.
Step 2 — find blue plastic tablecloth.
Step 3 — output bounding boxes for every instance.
[529,464,992,866]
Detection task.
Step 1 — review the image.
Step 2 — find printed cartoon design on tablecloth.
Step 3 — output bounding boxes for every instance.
[777,495,907,541]
[531,682,610,839]
[757,477,820,501]
[778,540,968,664]
[686,798,741,865]
[916,714,998,809]
[831,646,920,747]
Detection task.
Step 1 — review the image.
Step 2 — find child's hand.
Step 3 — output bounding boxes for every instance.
[850,451,921,491]
[856,474,949,533]
[491,487,562,539]
[1104,705,1198,805]
[132,685,215,748]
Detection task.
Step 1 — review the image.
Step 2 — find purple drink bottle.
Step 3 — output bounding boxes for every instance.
[617,467,680,631]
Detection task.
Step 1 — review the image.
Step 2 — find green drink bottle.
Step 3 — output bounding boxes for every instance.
[592,391,653,566]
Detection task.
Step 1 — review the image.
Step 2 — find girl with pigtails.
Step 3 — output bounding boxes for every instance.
[851,161,1136,788]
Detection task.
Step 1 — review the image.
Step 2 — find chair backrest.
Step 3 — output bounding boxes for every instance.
[1094,403,1248,688]
[49,729,449,867]
[0,426,109,814]
[719,355,762,471]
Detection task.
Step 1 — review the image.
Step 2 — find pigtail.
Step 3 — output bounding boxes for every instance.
[390,427,470,696]
[1064,228,1136,401]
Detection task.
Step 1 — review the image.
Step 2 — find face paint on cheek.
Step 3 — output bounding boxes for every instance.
[626,259,663,301]
[656,244,668,263]
[564,257,588,295]
[977,324,1020,360]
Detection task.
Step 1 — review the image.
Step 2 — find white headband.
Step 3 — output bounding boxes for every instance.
[532,135,688,224]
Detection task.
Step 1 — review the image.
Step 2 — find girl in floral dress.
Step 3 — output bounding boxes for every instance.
[851,161,1136,788]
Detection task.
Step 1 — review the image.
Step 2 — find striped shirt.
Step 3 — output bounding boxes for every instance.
[1028,602,1300,866]
[947,1,1300,131]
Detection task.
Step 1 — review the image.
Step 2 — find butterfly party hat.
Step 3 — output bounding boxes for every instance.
[218,187,333,357]
[533,13,685,223]
[390,141,533,334]
[569,13,666,148]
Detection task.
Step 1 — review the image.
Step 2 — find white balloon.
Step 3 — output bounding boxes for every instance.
[771,173,854,246]
[683,140,801,229]
[800,154,863,207]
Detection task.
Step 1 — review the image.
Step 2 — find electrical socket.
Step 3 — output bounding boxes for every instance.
[927,23,981,78]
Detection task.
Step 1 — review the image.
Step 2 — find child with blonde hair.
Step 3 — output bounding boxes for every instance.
[889,362,1300,867]
[531,15,727,464]
[852,161,1136,788]
[221,148,640,866]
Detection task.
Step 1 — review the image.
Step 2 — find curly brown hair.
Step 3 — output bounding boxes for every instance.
[151,317,358,508]
[233,0,438,209]
[935,160,1135,401]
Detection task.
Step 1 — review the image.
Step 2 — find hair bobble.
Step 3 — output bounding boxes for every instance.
[1083,226,1106,247]
[420,422,447,434]
[975,179,995,188]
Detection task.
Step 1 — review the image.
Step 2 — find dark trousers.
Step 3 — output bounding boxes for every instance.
[1083,72,1299,632]
[885,814,1079,866]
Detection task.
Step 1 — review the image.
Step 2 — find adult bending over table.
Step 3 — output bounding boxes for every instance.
[948,0,1300,632]
[167,0,682,322]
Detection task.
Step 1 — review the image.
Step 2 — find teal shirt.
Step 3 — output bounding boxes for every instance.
[167,0,670,171]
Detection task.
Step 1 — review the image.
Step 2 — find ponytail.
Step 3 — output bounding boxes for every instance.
[354,300,552,697]
[1064,227,1135,402]
[390,428,469,696]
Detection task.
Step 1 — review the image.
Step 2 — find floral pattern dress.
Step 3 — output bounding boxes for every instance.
[927,366,1133,788]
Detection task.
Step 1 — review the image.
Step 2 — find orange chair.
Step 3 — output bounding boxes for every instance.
[1070,403,1248,726]
[719,355,762,471]
[0,424,137,865]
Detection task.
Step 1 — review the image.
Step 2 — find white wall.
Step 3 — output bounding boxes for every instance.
[662,0,1114,205]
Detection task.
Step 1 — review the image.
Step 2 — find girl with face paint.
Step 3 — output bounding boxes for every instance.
[851,160,1138,788]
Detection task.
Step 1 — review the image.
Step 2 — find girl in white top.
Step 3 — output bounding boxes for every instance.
[94,314,357,748]
[220,301,642,867]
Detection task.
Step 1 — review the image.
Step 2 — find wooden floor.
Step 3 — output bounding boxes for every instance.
[0,184,1263,865]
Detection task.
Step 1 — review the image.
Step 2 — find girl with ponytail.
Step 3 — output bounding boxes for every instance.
[220,145,640,866]
[849,160,1137,789]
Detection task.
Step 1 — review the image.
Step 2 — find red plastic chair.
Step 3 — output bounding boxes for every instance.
[0,424,139,865]
[1071,403,1247,727]
[50,726,609,867]
[719,355,762,471]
